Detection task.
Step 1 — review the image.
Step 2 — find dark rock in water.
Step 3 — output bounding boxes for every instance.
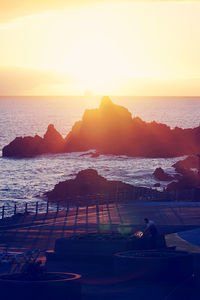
[45,168,160,205]
[2,135,43,158]
[80,151,94,157]
[45,169,133,201]
[91,152,100,158]
[80,151,100,158]
[167,155,200,193]
[2,124,65,157]
[167,172,200,191]
[153,168,174,181]
[4,96,200,158]
[154,183,161,187]
[173,155,199,174]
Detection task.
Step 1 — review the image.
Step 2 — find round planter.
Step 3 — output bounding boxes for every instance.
[114,250,193,282]
[0,272,82,300]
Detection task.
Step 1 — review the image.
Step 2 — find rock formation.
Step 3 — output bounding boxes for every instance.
[165,155,200,192]
[153,168,174,181]
[2,124,65,157]
[45,169,133,201]
[44,169,159,205]
[172,155,199,174]
[167,174,200,192]
[3,96,200,158]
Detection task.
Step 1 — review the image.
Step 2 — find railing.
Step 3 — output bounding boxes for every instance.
[0,200,60,220]
[0,187,197,220]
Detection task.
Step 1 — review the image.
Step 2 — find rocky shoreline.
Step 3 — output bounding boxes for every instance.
[44,165,200,205]
[44,169,162,205]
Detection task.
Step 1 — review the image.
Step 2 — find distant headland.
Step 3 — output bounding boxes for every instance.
[3,96,200,158]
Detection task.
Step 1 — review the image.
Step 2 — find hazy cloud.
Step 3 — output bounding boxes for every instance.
[0,0,114,23]
[0,67,74,95]
[0,0,191,23]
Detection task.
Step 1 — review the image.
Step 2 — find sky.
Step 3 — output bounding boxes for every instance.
[0,0,200,96]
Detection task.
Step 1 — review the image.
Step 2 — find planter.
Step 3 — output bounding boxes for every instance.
[52,233,167,263]
[0,272,82,300]
[114,250,193,282]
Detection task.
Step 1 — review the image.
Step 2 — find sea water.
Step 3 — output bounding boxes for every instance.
[0,96,200,209]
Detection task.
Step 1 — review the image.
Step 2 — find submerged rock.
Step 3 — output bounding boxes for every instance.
[153,168,174,181]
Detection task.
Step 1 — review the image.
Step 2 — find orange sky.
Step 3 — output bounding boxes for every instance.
[0,1,200,96]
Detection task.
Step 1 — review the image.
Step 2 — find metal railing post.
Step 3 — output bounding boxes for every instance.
[25,203,28,214]
[14,204,17,215]
[46,201,49,215]
[2,206,5,219]
[35,202,39,215]
[86,205,88,233]
[56,202,59,214]
[96,196,100,233]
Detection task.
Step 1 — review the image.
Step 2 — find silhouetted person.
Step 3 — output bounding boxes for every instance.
[143,217,158,248]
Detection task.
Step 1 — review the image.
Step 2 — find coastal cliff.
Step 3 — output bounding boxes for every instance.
[3,96,200,158]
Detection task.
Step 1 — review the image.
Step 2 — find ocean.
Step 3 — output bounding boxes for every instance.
[0,96,200,211]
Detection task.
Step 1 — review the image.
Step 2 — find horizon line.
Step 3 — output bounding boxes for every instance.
[0,95,200,98]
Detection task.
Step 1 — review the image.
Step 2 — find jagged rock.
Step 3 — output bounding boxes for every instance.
[62,97,200,157]
[43,124,64,148]
[3,96,200,158]
[64,96,133,154]
[153,168,174,181]
[2,124,65,157]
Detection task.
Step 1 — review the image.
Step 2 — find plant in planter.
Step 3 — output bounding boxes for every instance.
[22,260,46,280]
[0,260,82,300]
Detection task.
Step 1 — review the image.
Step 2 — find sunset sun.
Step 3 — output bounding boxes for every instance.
[1,1,199,95]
